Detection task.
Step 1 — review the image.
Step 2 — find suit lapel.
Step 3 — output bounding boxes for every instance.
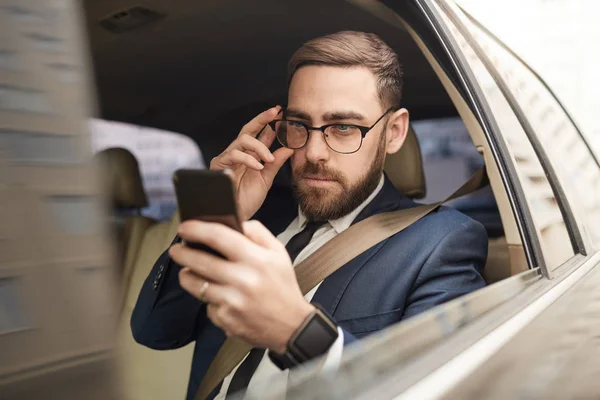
[312,175,418,316]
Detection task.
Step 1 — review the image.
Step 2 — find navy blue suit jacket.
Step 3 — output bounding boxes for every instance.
[131,176,487,399]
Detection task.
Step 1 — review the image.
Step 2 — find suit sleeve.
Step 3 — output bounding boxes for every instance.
[130,236,210,350]
[402,219,488,320]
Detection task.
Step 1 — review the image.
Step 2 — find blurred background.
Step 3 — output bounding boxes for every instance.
[459,0,600,156]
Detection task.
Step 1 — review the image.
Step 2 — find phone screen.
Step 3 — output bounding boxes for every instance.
[173,169,242,252]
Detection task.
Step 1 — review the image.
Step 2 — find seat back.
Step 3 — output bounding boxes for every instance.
[92,147,191,399]
[384,124,426,199]
[117,213,192,400]
[483,236,510,283]
[95,147,148,209]
[94,148,156,290]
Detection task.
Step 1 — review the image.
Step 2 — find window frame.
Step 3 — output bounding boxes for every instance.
[454,3,600,252]
[373,0,544,277]
[396,0,543,275]
[425,0,588,278]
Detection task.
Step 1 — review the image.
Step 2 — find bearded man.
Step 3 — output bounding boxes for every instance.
[131,30,487,400]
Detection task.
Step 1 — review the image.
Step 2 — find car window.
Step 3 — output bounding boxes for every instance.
[412,117,503,238]
[433,0,575,274]
[448,7,600,246]
[89,119,206,221]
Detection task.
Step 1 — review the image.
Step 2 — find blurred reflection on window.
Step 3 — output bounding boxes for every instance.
[89,119,205,221]
[46,196,99,235]
[453,12,600,246]
[0,277,28,334]
[0,50,18,71]
[0,132,80,165]
[0,86,51,114]
[47,63,79,84]
[413,117,503,237]
[435,0,575,272]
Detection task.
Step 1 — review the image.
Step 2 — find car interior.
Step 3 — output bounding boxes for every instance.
[82,1,530,398]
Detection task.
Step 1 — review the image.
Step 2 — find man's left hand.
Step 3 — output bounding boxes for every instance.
[169,220,315,354]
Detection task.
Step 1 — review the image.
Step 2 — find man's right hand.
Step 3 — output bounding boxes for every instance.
[210,106,294,221]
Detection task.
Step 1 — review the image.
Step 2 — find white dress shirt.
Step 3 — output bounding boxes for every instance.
[215,176,385,399]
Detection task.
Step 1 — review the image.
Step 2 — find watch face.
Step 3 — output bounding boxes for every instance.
[294,313,338,358]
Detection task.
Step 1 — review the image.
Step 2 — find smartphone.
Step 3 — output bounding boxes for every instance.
[173,169,242,254]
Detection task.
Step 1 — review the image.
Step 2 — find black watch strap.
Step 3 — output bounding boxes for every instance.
[269,304,339,370]
[268,349,300,370]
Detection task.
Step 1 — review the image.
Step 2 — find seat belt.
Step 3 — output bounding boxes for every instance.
[195,166,488,400]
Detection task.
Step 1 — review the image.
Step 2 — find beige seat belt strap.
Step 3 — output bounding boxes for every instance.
[195,167,487,400]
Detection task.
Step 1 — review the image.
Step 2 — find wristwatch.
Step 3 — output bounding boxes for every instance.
[269,304,339,370]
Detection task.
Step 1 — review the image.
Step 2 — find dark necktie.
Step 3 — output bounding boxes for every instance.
[225,220,326,398]
[285,220,327,263]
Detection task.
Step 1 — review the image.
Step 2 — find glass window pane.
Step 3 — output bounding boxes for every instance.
[0,50,19,71]
[25,33,65,53]
[413,117,503,238]
[434,1,574,272]
[47,63,79,84]
[2,4,46,24]
[0,277,29,334]
[0,132,82,165]
[45,196,100,236]
[449,5,600,246]
[0,86,52,114]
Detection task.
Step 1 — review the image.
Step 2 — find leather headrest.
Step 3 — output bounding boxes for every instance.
[94,147,148,208]
[384,125,426,199]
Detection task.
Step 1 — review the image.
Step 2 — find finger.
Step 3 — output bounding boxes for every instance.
[245,150,261,162]
[257,121,277,149]
[239,106,282,138]
[237,134,274,163]
[206,300,245,338]
[178,267,207,296]
[261,147,294,184]
[169,243,234,284]
[206,304,220,325]
[243,220,283,251]
[178,220,261,262]
[206,304,229,333]
[220,149,264,170]
[178,268,232,305]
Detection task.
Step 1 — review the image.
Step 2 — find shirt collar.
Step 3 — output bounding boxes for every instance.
[297,175,385,234]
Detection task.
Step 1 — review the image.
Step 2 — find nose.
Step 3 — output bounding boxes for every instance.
[304,129,331,164]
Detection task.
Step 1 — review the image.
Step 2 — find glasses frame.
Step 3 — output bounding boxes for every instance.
[268,108,396,154]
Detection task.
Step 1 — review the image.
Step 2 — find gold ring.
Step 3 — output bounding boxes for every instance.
[199,281,210,303]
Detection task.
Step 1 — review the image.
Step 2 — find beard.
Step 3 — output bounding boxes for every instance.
[291,131,387,222]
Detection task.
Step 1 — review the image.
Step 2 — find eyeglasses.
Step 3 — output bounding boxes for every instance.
[268,108,395,154]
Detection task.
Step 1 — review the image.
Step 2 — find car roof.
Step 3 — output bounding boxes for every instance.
[84,0,456,158]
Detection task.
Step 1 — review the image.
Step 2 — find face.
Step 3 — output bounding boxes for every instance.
[287,65,409,221]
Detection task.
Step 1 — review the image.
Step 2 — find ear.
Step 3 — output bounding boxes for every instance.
[385,108,409,155]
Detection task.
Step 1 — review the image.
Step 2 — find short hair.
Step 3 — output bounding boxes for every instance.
[288,30,403,109]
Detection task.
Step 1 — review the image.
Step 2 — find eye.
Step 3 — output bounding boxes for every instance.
[330,124,358,135]
[289,121,305,129]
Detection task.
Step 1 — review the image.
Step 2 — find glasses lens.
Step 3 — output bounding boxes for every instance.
[275,121,308,149]
[323,125,363,153]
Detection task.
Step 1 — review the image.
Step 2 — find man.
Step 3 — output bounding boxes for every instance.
[131,31,487,400]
